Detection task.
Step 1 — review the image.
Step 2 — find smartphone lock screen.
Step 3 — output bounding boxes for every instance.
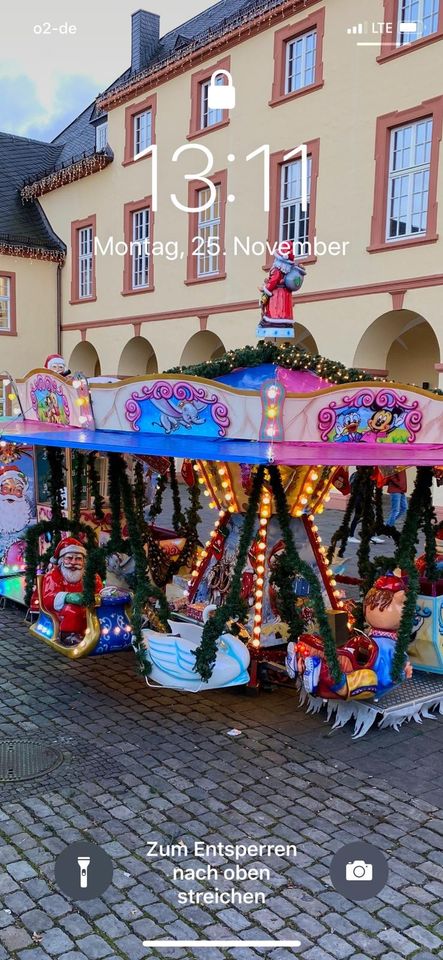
[0,2,442,959]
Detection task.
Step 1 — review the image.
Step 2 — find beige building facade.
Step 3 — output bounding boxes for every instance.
[2,0,443,389]
[0,255,60,409]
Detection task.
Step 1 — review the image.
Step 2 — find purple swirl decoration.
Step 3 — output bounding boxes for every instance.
[124,380,230,436]
[125,398,141,426]
[318,403,338,441]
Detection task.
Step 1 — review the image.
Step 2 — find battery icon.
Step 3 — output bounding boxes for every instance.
[399,22,417,31]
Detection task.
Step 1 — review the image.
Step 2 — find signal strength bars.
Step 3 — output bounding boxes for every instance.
[347,23,367,34]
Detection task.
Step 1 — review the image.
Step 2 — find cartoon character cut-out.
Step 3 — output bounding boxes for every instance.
[152,398,207,434]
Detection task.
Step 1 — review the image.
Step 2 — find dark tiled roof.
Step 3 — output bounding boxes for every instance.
[54,1,271,159]
[153,0,259,61]
[6,0,283,199]
[0,132,65,251]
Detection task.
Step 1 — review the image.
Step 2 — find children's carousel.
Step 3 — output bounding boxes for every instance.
[1,249,443,736]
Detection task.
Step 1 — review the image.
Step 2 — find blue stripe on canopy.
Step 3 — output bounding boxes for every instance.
[1,420,442,466]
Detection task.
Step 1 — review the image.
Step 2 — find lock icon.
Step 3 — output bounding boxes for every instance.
[207,69,236,110]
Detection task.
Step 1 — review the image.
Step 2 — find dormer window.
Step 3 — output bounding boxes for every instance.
[95,120,108,152]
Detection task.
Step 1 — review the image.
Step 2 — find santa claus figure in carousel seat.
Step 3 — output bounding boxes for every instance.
[42,537,103,646]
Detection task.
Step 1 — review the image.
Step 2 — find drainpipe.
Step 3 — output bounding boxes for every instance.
[56,262,62,356]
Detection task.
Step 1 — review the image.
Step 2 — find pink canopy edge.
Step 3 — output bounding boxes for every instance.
[276,367,330,393]
[270,441,443,467]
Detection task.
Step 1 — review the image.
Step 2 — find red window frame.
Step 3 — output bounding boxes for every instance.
[122,196,155,296]
[188,57,231,141]
[70,215,97,305]
[368,97,443,253]
[122,94,157,166]
[186,170,227,284]
[266,140,320,266]
[270,8,325,107]
[378,0,443,62]
[0,271,17,336]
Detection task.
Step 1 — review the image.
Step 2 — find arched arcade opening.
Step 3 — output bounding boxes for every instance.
[353,310,440,387]
[180,331,226,366]
[118,337,158,377]
[69,341,101,377]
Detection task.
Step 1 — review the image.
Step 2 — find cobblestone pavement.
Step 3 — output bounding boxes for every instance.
[0,507,441,960]
[1,600,443,960]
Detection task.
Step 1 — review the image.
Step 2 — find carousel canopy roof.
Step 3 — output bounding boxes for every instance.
[215,363,330,393]
[2,419,442,467]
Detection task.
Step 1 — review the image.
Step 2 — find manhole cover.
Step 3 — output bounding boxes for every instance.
[0,740,64,782]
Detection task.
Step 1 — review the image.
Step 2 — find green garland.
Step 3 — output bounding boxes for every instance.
[148,472,168,521]
[134,460,147,532]
[71,451,85,523]
[194,466,264,681]
[107,453,129,554]
[113,454,171,677]
[47,448,65,527]
[269,551,306,644]
[391,467,435,681]
[169,457,186,534]
[422,479,438,581]
[268,466,341,684]
[143,464,201,587]
[167,341,443,395]
[180,471,202,570]
[356,468,377,601]
[87,452,105,521]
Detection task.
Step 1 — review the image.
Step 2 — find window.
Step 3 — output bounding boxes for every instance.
[95,120,108,151]
[200,75,223,128]
[134,109,152,157]
[379,0,442,59]
[123,95,157,165]
[279,157,312,250]
[70,217,96,303]
[0,275,11,330]
[387,118,432,239]
[78,226,94,298]
[197,186,221,277]
[398,0,439,43]
[122,197,154,295]
[369,98,443,251]
[188,57,231,139]
[186,170,227,283]
[285,30,317,94]
[132,208,150,288]
[266,142,319,264]
[270,9,325,106]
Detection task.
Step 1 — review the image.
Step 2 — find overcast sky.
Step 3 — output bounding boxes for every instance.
[1,1,217,141]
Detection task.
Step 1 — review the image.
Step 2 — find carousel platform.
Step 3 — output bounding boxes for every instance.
[301,672,443,738]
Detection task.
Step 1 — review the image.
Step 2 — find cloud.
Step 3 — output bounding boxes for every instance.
[0,74,45,136]
[0,72,98,142]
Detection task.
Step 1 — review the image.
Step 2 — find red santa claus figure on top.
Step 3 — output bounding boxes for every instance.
[44,354,70,377]
[42,537,103,646]
[258,241,306,339]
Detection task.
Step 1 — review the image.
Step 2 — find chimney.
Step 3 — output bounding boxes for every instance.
[131,10,160,74]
